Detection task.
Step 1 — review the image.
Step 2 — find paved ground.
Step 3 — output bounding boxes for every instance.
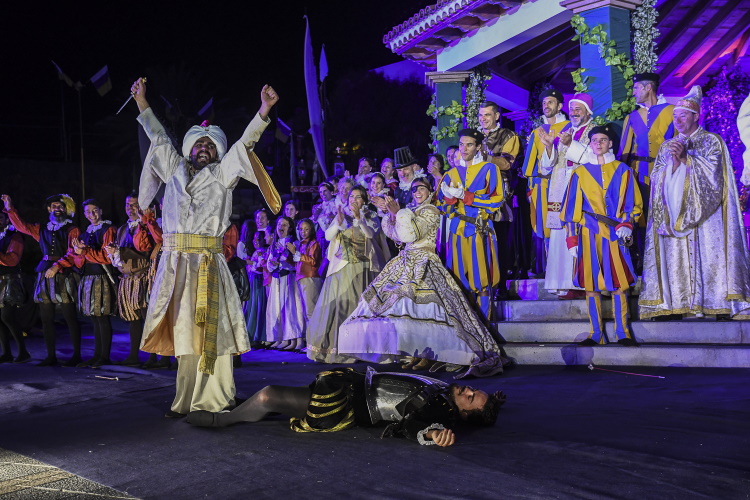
[1,321,749,499]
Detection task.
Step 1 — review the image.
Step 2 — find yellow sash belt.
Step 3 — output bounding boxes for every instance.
[162,233,222,375]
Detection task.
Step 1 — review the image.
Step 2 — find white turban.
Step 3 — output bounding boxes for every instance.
[182,124,228,160]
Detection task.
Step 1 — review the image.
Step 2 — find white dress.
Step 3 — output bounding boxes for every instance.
[265,237,305,341]
[306,207,387,363]
[339,201,505,378]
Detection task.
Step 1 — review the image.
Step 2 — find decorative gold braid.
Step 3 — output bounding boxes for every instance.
[309,398,346,408]
[306,401,348,418]
[310,387,342,399]
[289,409,356,433]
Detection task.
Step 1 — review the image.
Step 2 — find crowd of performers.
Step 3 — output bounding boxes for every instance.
[2,75,750,446]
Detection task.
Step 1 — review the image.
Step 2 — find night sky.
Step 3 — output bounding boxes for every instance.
[5,0,430,126]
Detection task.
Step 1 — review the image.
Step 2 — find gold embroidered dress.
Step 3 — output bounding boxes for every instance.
[339,201,505,378]
[306,206,387,363]
[639,127,750,318]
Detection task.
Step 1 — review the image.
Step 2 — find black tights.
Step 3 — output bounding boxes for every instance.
[127,318,144,359]
[90,315,113,361]
[216,385,311,427]
[0,306,27,356]
[39,302,80,360]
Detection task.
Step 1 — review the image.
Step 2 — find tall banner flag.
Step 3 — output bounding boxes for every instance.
[51,60,74,87]
[320,44,329,83]
[303,16,329,178]
[90,65,112,96]
[276,118,292,144]
[51,61,82,90]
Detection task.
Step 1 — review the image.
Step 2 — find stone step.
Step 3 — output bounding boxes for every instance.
[501,343,750,368]
[494,320,750,344]
[506,279,558,301]
[495,298,641,321]
[505,278,644,301]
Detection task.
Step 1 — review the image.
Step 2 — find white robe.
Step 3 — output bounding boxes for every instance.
[137,107,269,357]
[539,121,594,292]
[639,127,750,318]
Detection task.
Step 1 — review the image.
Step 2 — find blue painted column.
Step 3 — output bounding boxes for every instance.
[426,71,472,155]
[570,3,633,120]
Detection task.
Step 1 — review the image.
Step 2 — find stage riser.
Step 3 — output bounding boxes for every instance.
[494,320,749,344]
[501,344,750,368]
[505,278,644,301]
[496,298,641,321]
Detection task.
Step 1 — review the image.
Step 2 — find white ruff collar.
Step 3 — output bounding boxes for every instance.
[399,179,414,191]
[47,219,72,231]
[543,113,566,124]
[86,220,111,233]
[127,219,140,229]
[483,123,501,134]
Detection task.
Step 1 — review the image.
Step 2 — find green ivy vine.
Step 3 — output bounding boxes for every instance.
[631,0,659,73]
[465,65,492,130]
[570,14,637,122]
[426,66,491,151]
[426,94,464,152]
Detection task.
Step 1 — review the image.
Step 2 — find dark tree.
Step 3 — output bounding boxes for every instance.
[327,70,433,165]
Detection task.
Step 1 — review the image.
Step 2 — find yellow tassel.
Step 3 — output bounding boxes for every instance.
[195,253,210,325]
[198,354,216,376]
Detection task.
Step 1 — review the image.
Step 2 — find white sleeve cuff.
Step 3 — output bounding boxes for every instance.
[110,249,122,268]
[539,147,556,174]
[416,423,446,446]
[565,140,591,164]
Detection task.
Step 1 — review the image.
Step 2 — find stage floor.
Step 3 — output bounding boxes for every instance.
[0,326,749,499]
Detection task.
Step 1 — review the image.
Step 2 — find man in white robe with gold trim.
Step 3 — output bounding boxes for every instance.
[639,86,750,319]
[131,78,279,416]
[538,94,595,299]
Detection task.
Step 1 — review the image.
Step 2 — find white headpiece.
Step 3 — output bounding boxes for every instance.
[182,122,228,160]
[675,85,702,114]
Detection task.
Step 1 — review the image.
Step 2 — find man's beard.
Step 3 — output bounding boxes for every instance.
[399,175,414,185]
[571,115,587,128]
[190,159,208,170]
[50,211,66,223]
[190,153,216,170]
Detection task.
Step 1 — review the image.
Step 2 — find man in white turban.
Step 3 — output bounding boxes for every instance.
[130,78,279,417]
[639,85,750,320]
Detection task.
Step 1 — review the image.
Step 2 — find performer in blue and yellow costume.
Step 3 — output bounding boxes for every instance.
[561,125,642,346]
[438,128,505,320]
[619,73,674,272]
[619,73,675,189]
[522,89,570,245]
